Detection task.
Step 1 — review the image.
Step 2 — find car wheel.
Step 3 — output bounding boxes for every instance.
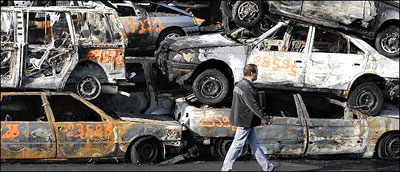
[192,69,229,105]
[212,138,250,160]
[76,75,101,100]
[156,29,184,50]
[377,132,399,160]
[250,18,275,36]
[375,25,399,59]
[131,137,161,165]
[348,82,383,116]
[232,0,264,28]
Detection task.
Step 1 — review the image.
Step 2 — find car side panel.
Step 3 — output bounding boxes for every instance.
[1,122,56,159]
[54,121,117,158]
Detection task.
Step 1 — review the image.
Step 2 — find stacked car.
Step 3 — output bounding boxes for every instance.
[1,0,399,164]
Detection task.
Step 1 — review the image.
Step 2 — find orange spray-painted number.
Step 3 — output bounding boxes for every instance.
[199,114,236,131]
[87,49,125,69]
[2,124,20,139]
[65,124,113,138]
[252,56,298,76]
[121,17,164,35]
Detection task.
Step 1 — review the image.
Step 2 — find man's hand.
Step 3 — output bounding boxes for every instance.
[264,116,273,125]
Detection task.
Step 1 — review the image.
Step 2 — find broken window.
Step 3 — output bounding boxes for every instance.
[1,11,15,79]
[47,95,102,122]
[116,5,136,16]
[1,11,15,43]
[260,26,288,51]
[25,12,72,78]
[28,12,52,44]
[287,26,309,52]
[1,95,48,121]
[260,91,299,118]
[71,12,112,42]
[312,28,347,53]
[301,94,345,119]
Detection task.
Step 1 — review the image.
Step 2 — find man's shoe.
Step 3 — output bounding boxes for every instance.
[267,162,280,172]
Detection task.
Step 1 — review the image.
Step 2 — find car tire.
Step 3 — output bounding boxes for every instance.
[348,82,383,116]
[212,138,250,160]
[130,137,161,165]
[232,0,264,28]
[192,69,229,106]
[375,25,399,59]
[377,132,399,160]
[75,75,101,100]
[156,29,184,50]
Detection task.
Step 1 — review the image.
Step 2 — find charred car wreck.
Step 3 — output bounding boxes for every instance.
[1,6,127,100]
[156,21,399,115]
[0,91,183,164]
[229,1,399,58]
[173,91,399,160]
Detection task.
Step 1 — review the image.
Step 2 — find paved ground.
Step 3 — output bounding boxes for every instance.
[2,158,399,171]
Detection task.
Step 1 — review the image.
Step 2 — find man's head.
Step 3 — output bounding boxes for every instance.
[243,64,258,81]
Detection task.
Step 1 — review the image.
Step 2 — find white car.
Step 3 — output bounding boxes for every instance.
[156,22,399,115]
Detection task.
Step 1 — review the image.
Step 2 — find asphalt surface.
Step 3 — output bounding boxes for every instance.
[2,158,398,171]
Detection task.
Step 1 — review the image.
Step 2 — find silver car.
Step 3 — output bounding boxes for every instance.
[156,22,399,115]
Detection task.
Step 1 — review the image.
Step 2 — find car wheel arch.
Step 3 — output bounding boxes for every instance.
[348,74,385,98]
[124,135,165,163]
[374,130,400,159]
[67,61,108,84]
[156,27,186,48]
[374,19,399,38]
[189,60,234,85]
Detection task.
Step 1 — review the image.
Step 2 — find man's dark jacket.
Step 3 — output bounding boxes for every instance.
[229,78,268,128]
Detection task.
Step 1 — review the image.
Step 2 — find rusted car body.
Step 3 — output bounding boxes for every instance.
[155,22,399,115]
[110,1,199,55]
[230,1,399,58]
[1,6,127,100]
[173,92,399,160]
[0,91,182,163]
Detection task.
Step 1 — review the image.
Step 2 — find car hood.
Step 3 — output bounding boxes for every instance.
[164,33,242,52]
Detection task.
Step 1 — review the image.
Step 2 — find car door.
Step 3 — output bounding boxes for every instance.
[119,4,153,53]
[22,11,77,90]
[305,27,367,90]
[255,93,308,155]
[47,94,116,159]
[1,93,56,159]
[1,9,23,88]
[248,25,311,88]
[296,94,368,155]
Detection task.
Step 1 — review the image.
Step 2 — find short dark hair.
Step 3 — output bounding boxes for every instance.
[243,64,257,76]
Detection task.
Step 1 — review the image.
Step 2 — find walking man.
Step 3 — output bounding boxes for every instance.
[221,64,277,171]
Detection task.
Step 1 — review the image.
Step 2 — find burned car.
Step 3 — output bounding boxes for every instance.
[1,6,127,100]
[156,22,399,115]
[173,91,399,160]
[228,1,399,58]
[111,1,199,55]
[0,91,182,164]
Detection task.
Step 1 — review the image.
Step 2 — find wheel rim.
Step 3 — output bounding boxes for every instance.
[77,76,100,100]
[199,76,223,99]
[138,140,157,162]
[355,90,377,112]
[237,1,260,22]
[381,31,399,54]
[165,33,180,39]
[385,135,400,159]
